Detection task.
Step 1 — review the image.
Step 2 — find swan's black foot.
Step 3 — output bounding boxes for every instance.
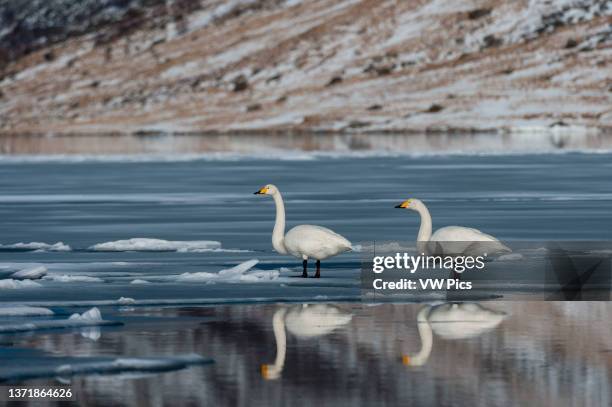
[302,271,308,278]
[314,260,321,278]
[302,259,308,278]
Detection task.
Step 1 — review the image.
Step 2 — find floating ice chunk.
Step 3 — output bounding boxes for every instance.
[0,242,71,252]
[117,297,136,305]
[11,265,48,280]
[45,275,104,283]
[90,238,222,252]
[177,259,279,282]
[130,279,150,284]
[238,270,279,282]
[69,307,102,322]
[219,259,259,275]
[176,271,218,282]
[0,305,54,316]
[0,279,42,289]
[54,354,212,378]
[0,307,120,334]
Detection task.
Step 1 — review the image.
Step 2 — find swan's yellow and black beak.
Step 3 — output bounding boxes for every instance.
[254,186,269,195]
[402,355,411,365]
[395,200,411,208]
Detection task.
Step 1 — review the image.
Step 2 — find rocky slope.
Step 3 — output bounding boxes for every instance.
[0,0,611,135]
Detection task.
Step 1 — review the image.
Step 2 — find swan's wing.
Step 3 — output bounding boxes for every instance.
[431,226,498,242]
[430,226,510,255]
[284,225,351,259]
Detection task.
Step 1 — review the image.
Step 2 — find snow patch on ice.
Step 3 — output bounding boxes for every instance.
[0,279,42,289]
[0,305,54,317]
[177,259,279,283]
[0,307,120,334]
[117,297,136,305]
[10,265,48,280]
[0,242,71,252]
[45,275,104,283]
[130,279,151,284]
[90,238,222,252]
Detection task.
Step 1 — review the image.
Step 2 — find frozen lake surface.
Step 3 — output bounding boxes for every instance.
[1,152,611,304]
[0,151,611,403]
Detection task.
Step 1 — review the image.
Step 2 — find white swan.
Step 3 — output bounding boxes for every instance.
[403,303,506,367]
[261,304,352,379]
[254,184,352,278]
[395,198,510,255]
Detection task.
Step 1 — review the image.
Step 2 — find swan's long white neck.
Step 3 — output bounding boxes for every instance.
[271,192,288,254]
[415,203,433,242]
[410,307,433,366]
[269,308,287,377]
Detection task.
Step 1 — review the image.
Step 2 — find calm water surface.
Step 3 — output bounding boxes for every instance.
[0,152,611,405]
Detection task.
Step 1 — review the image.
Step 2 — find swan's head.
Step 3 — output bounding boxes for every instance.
[394,198,422,211]
[254,184,279,196]
[260,364,281,380]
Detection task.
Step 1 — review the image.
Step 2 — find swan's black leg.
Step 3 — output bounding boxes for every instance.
[302,259,308,278]
[315,260,321,278]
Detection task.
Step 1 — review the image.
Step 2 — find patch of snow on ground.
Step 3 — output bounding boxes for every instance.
[161,61,202,79]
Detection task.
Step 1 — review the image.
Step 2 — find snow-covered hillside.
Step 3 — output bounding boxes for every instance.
[0,0,610,134]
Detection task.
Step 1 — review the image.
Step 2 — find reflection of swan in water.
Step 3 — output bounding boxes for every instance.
[394,198,510,256]
[261,304,352,379]
[403,303,506,367]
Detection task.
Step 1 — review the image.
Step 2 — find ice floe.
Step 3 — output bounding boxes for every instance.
[44,275,104,283]
[130,279,151,284]
[0,307,120,334]
[0,305,54,317]
[117,297,136,305]
[0,279,42,289]
[0,242,71,252]
[9,265,48,280]
[89,238,223,252]
[68,307,103,322]
[177,259,279,283]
